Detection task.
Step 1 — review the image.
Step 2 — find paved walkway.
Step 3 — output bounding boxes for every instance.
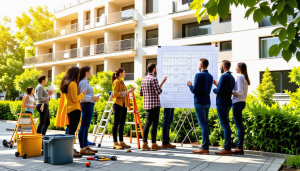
[0,121,285,171]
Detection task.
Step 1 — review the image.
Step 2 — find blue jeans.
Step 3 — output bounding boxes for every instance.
[232,102,246,149]
[163,108,174,145]
[217,105,232,151]
[79,103,94,148]
[195,103,210,150]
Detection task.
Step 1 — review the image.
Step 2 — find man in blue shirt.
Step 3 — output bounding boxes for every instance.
[213,60,235,155]
[187,58,213,155]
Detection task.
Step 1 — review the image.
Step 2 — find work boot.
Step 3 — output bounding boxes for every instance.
[87,147,98,153]
[80,148,95,155]
[162,143,176,149]
[192,148,209,155]
[142,143,151,151]
[151,143,162,151]
[113,143,124,150]
[215,149,232,156]
[231,148,244,155]
[119,142,131,148]
[73,149,82,157]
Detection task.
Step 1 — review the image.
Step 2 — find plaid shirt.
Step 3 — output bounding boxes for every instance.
[140,73,162,110]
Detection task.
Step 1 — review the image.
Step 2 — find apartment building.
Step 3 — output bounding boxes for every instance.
[23,0,299,104]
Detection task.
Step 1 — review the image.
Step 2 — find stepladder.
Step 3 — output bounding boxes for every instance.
[2,96,38,148]
[126,92,143,149]
[93,92,114,147]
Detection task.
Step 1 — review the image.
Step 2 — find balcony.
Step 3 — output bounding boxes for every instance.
[172,0,208,13]
[124,73,134,80]
[107,9,137,25]
[94,15,106,27]
[23,39,137,66]
[145,37,158,46]
[54,0,92,13]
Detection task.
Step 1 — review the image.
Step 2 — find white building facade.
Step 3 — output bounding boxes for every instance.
[23,0,299,104]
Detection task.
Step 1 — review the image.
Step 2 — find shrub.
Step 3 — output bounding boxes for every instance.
[52,72,65,94]
[285,67,300,109]
[48,118,65,130]
[49,99,60,118]
[0,101,14,120]
[255,67,276,106]
[284,155,300,169]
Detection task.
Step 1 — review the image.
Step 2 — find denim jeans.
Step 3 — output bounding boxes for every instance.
[79,103,95,148]
[195,103,210,150]
[217,105,232,151]
[232,102,246,149]
[162,108,174,145]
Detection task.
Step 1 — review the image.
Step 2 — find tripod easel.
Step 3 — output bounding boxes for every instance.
[172,108,199,146]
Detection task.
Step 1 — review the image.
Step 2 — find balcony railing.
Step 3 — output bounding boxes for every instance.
[24,57,37,65]
[94,15,106,27]
[54,0,92,13]
[83,19,91,30]
[107,39,137,53]
[54,49,79,61]
[24,40,137,65]
[124,73,134,80]
[107,9,137,25]
[56,23,79,37]
[146,37,158,46]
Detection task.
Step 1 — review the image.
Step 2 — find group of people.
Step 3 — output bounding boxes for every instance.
[23,58,249,157]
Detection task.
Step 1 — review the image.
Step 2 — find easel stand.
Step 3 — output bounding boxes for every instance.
[172,108,199,146]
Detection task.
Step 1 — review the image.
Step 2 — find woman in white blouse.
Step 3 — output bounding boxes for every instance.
[231,62,250,155]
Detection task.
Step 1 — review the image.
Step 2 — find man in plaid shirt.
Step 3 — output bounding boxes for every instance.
[140,63,167,151]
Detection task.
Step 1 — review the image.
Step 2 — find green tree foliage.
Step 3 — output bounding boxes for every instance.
[52,72,65,94]
[90,71,114,100]
[255,67,276,106]
[15,6,55,56]
[191,0,300,62]
[14,69,51,93]
[285,67,300,107]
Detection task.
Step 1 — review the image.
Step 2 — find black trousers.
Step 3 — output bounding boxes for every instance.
[143,107,160,143]
[67,109,81,135]
[112,103,127,142]
[36,104,50,136]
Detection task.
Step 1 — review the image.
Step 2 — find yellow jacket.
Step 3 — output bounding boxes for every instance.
[55,81,84,127]
[112,79,128,107]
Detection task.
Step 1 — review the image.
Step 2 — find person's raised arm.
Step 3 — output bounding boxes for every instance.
[152,78,162,95]
[70,83,85,102]
[189,74,200,94]
[232,76,244,96]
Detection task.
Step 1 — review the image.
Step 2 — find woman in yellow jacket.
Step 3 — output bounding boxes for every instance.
[112,67,135,150]
[60,66,86,157]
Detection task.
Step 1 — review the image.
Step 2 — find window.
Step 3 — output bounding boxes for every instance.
[71,43,77,49]
[220,14,231,22]
[96,65,104,74]
[86,11,91,20]
[146,29,158,46]
[188,43,211,46]
[146,0,158,14]
[182,0,193,5]
[220,41,232,51]
[48,70,52,82]
[121,62,134,80]
[97,8,105,17]
[259,14,300,27]
[146,58,157,75]
[260,37,281,58]
[49,48,53,53]
[182,21,211,38]
[122,33,134,40]
[260,70,298,93]
[122,4,134,11]
[97,38,104,44]
[71,19,78,24]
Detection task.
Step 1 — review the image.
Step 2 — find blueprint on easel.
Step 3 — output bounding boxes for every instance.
[157,46,218,108]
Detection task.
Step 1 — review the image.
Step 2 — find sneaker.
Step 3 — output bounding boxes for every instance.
[119,142,131,148]
[73,149,82,157]
[113,144,124,150]
[80,148,96,155]
[151,143,162,151]
[87,147,98,153]
[162,143,176,149]
[142,143,151,151]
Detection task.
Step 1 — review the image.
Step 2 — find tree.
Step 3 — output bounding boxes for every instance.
[52,72,65,94]
[15,6,55,56]
[90,71,113,100]
[255,67,276,106]
[191,0,300,62]
[285,66,300,107]
[0,17,24,100]
[14,69,51,93]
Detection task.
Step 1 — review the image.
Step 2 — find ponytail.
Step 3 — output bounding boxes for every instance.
[111,67,124,83]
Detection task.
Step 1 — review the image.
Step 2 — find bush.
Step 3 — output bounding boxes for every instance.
[284,155,300,169]
[255,67,276,106]
[0,101,15,120]
[48,117,65,130]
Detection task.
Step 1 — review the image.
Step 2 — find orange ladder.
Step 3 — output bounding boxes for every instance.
[126,92,143,149]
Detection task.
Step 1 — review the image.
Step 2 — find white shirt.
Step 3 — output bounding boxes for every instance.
[232,74,248,103]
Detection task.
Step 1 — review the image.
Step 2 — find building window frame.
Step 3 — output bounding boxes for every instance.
[182,0,193,5]
[259,36,282,59]
[96,64,104,74]
[182,20,211,38]
[220,41,232,52]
